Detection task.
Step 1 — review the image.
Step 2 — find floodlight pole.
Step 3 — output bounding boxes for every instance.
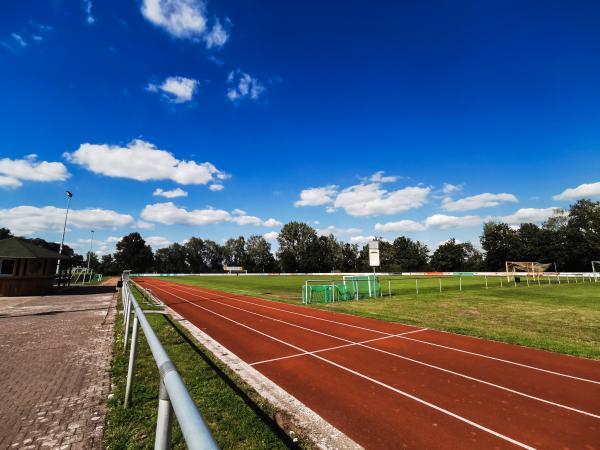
[85,230,94,284]
[56,191,73,275]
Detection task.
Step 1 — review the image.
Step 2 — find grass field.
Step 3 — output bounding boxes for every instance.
[104,288,295,449]
[157,274,600,360]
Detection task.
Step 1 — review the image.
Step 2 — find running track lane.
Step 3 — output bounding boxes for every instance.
[135,278,600,450]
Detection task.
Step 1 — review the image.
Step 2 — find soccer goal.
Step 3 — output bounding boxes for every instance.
[302,275,382,304]
[592,261,600,282]
[505,261,551,282]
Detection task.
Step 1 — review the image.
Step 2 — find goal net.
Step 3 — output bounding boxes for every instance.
[302,275,381,304]
[505,261,551,280]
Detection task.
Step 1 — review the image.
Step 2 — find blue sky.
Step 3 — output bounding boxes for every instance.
[1,0,600,256]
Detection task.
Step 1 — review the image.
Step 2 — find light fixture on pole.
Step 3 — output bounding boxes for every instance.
[85,230,95,284]
[56,191,73,276]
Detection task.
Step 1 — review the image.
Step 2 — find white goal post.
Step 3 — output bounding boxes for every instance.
[592,261,600,281]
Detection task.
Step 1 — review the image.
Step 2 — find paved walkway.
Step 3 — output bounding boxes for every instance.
[0,289,116,450]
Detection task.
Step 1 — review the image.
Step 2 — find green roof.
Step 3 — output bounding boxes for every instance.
[0,238,69,259]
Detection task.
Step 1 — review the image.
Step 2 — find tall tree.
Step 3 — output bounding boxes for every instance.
[564,199,600,270]
[480,223,521,270]
[184,237,209,273]
[391,236,429,271]
[277,222,319,272]
[340,242,359,271]
[0,227,12,240]
[430,238,481,271]
[114,233,154,272]
[154,243,188,273]
[223,237,248,267]
[246,235,276,272]
[98,254,119,275]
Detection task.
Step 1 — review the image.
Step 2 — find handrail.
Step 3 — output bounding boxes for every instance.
[121,274,218,450]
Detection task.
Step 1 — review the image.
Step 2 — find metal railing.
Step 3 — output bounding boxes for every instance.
[121,272,218,450]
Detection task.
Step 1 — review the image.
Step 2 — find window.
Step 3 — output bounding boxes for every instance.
[0,259,15,276]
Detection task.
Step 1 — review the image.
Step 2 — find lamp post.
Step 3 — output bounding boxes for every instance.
[56,191,73,277]
[85,230,95,284]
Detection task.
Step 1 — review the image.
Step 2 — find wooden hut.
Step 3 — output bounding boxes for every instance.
[0,238,69,296]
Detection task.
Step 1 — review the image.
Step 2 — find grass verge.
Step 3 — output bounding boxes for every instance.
[159,275,600,360]
[104,289,297,449]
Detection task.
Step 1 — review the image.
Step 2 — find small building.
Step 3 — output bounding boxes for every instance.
[0,238,69,297]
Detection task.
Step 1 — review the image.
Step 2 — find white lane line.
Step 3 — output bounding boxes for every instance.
[151,283,600,419]
[250,329,428,366]
[150,284,535,450]
[157,281,600,386]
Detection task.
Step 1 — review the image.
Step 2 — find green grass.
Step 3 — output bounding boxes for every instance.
[104,289,296,449]
[157,275,600,360]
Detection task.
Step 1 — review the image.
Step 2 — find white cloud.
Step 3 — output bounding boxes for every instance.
[141,202,231,226]
[64,139,227,186]
[205,20,229,48]
[147,76,199,103]
[263,231,279,241]
[499,207,562,225]
[333,183,430,216]
[442,193,518,211]
[134,220,155,230]
[153,187,188,198]
[374,220,426,233]
[553,181,600,200]
[209,183,224,191]
[0,206,134,236]
[146,235,172,250]
[82,0,95,24]
[374,214,483,233]
[442,183,463,194]
[350,235,376,245]
[294,185,338,207]
[11,33,27,47]
[369,171,398,183]
[0,155,69,189]
[317,226,363,236]
[263,218,283,227]
[424,214,484,230]
[141,202,281,228]
[0,175,22,189]
[227,71,265,101]
[231,214,262,226]
[141,0,207,39]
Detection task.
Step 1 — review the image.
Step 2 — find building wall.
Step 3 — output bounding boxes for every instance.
[0,258,59,297]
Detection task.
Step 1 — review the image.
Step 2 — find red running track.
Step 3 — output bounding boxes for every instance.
[135,277,600,449]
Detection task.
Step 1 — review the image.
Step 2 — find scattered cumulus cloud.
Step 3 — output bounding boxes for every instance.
[333,183,431,216]
[141,202,281,227]
[369,171,398,183]
[140,0,229,49]
[442,193,518,212]
[0,155,70,189]
[294,185,338,207]
[146,235,172,250]
[263,231,279,241]
[0,205,134,236]
[134,220,155,230]
[374,220,426,233]
[350,235,376,245]
[317,226,363,236]
[263,218,283,227]
[375,215,483,233]
[205,20,229,49]
[153,187,188,198]
[82,0,95,24]
[147,76,199,103]
[553,181,600,200]
[442,183,463,194]
[499,207,563,225]
[2,22,53,51]
[64,139,228,186]
[209,183,224,191]
[227,70,265,102]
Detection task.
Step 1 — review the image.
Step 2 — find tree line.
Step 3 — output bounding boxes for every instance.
[1,199,598,274]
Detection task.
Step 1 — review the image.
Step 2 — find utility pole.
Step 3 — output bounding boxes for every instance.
[56,191,73,277]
